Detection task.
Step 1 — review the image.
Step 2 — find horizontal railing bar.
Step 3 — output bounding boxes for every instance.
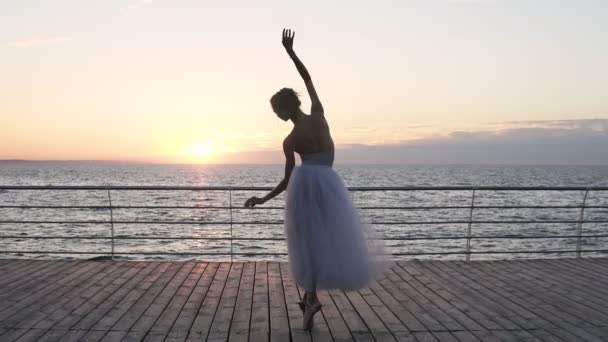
[2,234,608,241]
[393,249,608,255]
[2,219,607,225]
[2,185,608,191]
[3,205,607,210]
[0,205,279,210]
[0,250,289,255]
[1,249,606,256]
[465,249,608,254]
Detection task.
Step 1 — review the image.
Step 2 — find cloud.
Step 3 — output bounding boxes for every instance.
[128,0,154,9]
[214,119,608,165]
[7,36,72,48]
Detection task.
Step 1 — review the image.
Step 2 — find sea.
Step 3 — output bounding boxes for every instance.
[1,161,607,261]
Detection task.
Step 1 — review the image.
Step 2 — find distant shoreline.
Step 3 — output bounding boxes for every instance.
[1,159,608,167]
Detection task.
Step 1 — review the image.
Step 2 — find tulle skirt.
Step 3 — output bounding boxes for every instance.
[284,165,386,292]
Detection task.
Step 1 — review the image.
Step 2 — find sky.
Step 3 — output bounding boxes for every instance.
[1,0,607,164]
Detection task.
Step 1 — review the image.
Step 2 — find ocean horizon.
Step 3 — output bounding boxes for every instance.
[1,163,607,261]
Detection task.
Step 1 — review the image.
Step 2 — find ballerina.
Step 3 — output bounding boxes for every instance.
[245,28,384,330]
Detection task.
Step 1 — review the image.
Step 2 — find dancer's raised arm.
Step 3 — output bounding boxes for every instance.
[282,29,324,117]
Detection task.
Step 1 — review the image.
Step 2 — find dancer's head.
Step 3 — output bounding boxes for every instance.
[270,88,301,121]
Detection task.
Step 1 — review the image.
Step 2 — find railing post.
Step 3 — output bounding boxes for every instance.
[576,189,589,259]
[465,189,476,262]
[229,188,233,263]
[106,187,115,261]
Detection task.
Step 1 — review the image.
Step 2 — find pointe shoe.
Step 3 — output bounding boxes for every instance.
[298,295,319,312]
[302,300,322,331]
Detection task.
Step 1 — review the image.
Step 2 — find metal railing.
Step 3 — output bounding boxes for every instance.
[0,185,607,260]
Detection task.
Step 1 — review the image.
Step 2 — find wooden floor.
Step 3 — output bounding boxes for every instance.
[1,259,608,342]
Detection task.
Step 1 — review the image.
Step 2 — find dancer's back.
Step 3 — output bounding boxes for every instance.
[288,114,334,156]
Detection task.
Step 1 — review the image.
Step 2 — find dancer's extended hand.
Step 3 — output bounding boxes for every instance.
[282,28,294,52]
[244,196,265,208]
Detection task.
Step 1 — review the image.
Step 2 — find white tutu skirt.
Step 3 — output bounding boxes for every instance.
[284,165,386,292]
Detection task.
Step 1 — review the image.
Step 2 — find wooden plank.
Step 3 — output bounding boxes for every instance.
[490,329,530,342]
[25,328,69,342]
[529,259,608,310]
[76,330,107,341]
[12,327,48,342]
[69,262,161,330]
[129,262,197,332]
[228,262,255,342]
[344,289,396,342]
[207,262,244,341]
[49,261,147,330]
[328,288,374,341]
[1,261,77,295]
[532,261,608,319]
[0,328,29,341]
[547,328,602,342]
[525,329,567,342]
[557,259,608,283]
[244,261,269,342]
[148,262,208,333]
[434,260,545,331]
[315,289,351,341]
[0,259,36,276]
[185,262,231,341]
[414,260,525,330]
[452,260,585,342]
[0,261,89,305]
[451,330,483,342]
[470,261,605,342]
[100,330,127,341]
[50,329,87,342]
[376,266,444,332]
[383,266,455,331]
[164,262,219,341]
[515,259,608,309]
[18,262,130,330]
[425,260,529,329]
[553,259,608,295]
[143,331,168,341]
[267,262,291,342]
[469,330,509,342]
[0,261,104,326]
[122,331,147,342]
[0,260,92,313]
[413,331,439,342]
[431,331,460,342]
[493,260,608,327]
[357,285,410,338]
[278,263,311,342]
[92,262,172,331]
[110,262,183,331]
[0,260,63,292]
[367,278,426,332]
[0,258,25,270]
[396,261,493,330]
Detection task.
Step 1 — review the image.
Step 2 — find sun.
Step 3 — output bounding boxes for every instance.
[183,142,215,162]
[190,144,213,158]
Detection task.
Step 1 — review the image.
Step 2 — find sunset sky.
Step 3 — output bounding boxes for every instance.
[1,0,607,164]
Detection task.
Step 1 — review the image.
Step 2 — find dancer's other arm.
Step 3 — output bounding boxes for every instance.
[282,28,324,117]
[244,137,295,207]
